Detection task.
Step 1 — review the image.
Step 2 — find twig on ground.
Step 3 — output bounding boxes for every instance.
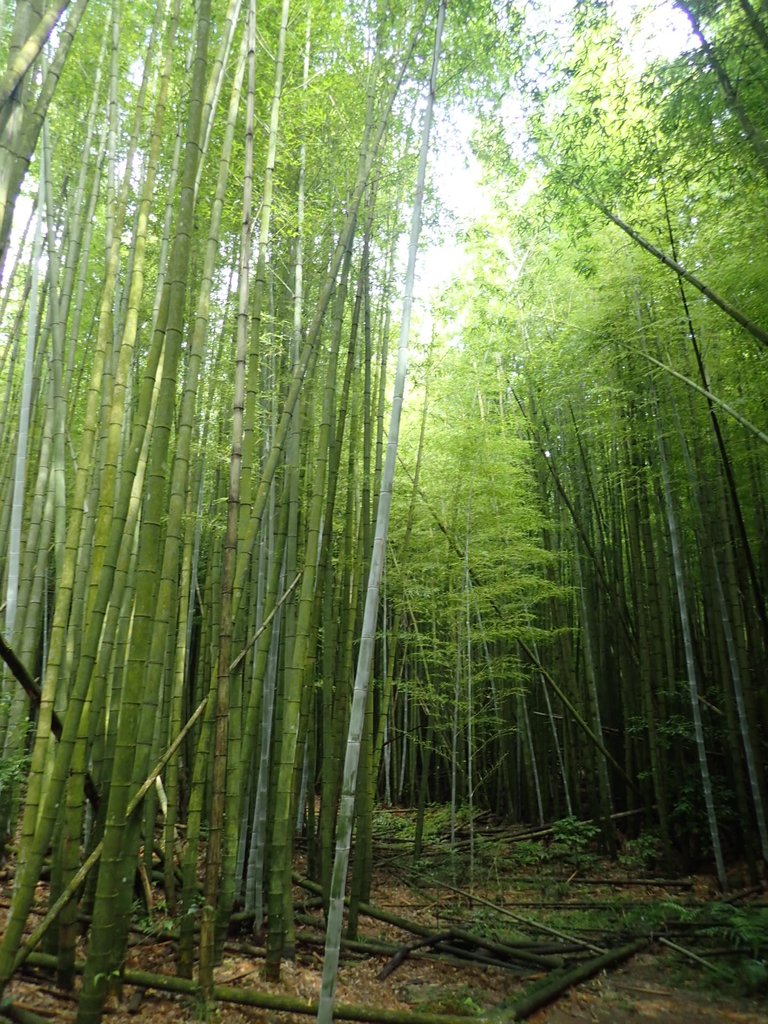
[424,876,607,956]
[657,936,731,977]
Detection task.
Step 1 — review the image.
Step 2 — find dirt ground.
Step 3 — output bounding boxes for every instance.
[1,838,766,1023]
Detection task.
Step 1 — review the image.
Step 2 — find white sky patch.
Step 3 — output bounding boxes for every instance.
[128,58,145,88]
[414,106,491,304]
[413,0,693,315]
[2,193,37,294]
[529,0,693,65]
[612,0,694,69]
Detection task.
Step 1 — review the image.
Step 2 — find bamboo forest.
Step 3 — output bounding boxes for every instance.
[0,0,767,1021]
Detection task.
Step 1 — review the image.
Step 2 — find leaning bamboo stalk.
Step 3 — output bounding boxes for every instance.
[677,1,768,180]
[567,181,768,350]
[317,6,446,1020]
[318,247,365,900]
[12,695,210,971]
[0,1,77,110]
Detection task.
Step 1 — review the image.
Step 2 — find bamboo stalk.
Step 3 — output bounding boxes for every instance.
[22,953,479,1024]
[491,938,649,1021]
[0,1001,55,1024]
[0,630,99,810]
[12,695,209,971]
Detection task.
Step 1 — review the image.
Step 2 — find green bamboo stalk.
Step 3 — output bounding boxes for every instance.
[12,693,210,972]
[194,0,243,200]
[198,0,256,1001]
[3,168,42,638]
[265,204,354,983]
[0,1,76,109]
[231,20,424,615]
[0,15,163,959]
[238,0,290,554]
[75,4,210,1019]
[157,6,249,920]
[177,545,220,979]
[655,403,727,890]
[318,255,366,899]
[219,0,293,958]
[317,6,446,1019]
[0,0,88,266]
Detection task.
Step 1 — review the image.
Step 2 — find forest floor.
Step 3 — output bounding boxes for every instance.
[1,808,767,1023]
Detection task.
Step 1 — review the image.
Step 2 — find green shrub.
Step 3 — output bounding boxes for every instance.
[618,831,663,872]
[549,816,600,860]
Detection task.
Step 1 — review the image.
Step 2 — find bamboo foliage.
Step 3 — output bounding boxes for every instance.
[0,1,766,1020]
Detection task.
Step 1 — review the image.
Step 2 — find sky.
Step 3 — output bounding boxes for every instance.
[4,1,695,338]
[414,0,694,304]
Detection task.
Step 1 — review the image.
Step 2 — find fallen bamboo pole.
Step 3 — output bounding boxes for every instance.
[503,808,648,844]
[491,937,650,1021]
[0,1001,54,1024]
[21,953,478,1024]
[422,877,606,956]
[292,875,563,968]
[378,933,454,980]
[657,936,730,977]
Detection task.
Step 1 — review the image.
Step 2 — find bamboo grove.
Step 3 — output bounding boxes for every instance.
[0,0,766,1021]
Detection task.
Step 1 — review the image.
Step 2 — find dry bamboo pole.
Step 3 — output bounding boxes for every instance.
[22,953,476,1024]
[493,937,649,1021]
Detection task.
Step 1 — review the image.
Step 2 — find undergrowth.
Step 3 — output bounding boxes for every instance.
[372,805,768,999]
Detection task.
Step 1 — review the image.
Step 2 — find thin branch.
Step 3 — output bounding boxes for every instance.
[229,571,302,672]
